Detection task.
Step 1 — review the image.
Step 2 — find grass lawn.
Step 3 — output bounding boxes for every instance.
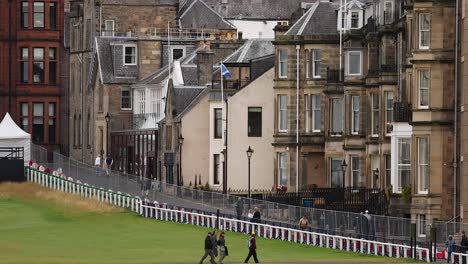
[0,183,419,264]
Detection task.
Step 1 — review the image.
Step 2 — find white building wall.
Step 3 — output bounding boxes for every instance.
[390,122,413,193]
[228,19,288,39]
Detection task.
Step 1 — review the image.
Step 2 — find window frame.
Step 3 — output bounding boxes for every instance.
[351,156,360,187]
[49,2,57,29]
[371,93,380,137]
[19,102,29,133]
[346,51,362,76]
[32,47,45,84]
[312,49,321,78]
[248,107,262,137]
[48,102,56,144]
[417,137,429,194]
[33,2,45,28]
[305,50,310,79]
[123,44,137,66]
[104,20,115,37]
[350,11,359,29]
[214,108,222,139]
[312,94,321,132]
[417,214,427,237]
[418,13,431,50]
[278,50,288,79]
[278,152,288,186]
[351,95,360,135]
[278,95,288,132]
[21,2,29,28]
[418,69,430,109]
[330,157,343,188]
[121,86,132,110]
[213,154,221,185]
[32,102,45,143]
[330,97,344,135]
[20,47,29,83]
[385,91,394,135]
[397,137,411,192]
[49,47,57,84]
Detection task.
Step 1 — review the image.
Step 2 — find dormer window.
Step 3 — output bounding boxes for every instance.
[351,12,359,28]
[123,45,137,65]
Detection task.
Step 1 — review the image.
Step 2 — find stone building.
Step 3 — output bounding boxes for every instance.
[272,0,457,230]
[0,0,65,153]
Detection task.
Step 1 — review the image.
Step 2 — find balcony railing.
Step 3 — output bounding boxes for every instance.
[380,64,397,73]
[326,68,344,83]
[100,28,226,40]
[211,79,249,90]
[393,102,411,123]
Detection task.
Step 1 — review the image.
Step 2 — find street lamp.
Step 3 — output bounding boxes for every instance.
[178,134,184,186]
[341,159,348,211]
[105,112,111,157]
[246,146,254,204]
[341,159,348,188]
[373,168,379,189]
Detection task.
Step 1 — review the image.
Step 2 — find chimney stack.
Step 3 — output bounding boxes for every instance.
[197,41,214,86]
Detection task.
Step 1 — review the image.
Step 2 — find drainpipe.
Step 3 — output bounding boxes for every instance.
[296,45,300,192]
[454,0,460,221]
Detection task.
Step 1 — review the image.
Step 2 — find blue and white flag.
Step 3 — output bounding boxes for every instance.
[221,64,231,79]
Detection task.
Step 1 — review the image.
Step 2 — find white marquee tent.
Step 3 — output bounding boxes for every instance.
[0,113,31,161]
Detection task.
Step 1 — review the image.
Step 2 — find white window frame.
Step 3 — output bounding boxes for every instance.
[137,89,145,115]
[351,156,360,187]
[121,86,132,110]
[170,46,186,63]
[418,69,430,109]
[419,13,430,49]
[397,137,411,192]
[123,44,137,66]
[330,97,344,135]
[312,94,321,132]
[385,91,394,135]
[417,137,429,194]
[417,214,427,237]
[278,95,288,132]
[346,51,362,76]
[351,95,360,135]
[372,94,380,137]
[350,11,359,29]
[104,20,115,37]
[278,50,288,78]
[278,152,288,186]
[312,49,321,78]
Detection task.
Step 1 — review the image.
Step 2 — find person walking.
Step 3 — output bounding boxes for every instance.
[218,232,228,264]
[446,235,456,263]
[299,215,309,231]
[212,230,218,260]
[94,156,101,176]
[105,156,113,176]
[199,232,215,264]
[461,231,468,264]
[244,231,259,263]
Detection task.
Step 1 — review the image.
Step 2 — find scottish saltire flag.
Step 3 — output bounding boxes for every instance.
[221,64,231,79]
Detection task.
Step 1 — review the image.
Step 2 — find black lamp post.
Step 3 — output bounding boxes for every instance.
[341,159,348,210]
[373,168,379,189]
[341,159,348,188]
[178,134,184,186]
[105,112,111,156]
[246,146,254,205]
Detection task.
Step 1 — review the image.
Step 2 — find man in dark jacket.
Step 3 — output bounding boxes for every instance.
[252,207,261,223]
[199,232,215,264]
[461,231,468,264]
[212,231,218,258]
[244,231,259,263]
[218,232,227,264]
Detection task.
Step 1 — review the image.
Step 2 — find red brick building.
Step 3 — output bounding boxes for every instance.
[0,0,64,151]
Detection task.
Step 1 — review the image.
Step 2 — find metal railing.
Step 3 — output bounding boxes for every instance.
[25,148,468,247]
[100,28,227,40]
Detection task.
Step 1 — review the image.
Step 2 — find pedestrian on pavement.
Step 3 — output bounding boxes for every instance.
[199,232,215,264]
[212,230,219,259]
[252,207,261,223]
[105,155,113,176]
[446,235,456,263]
[235,198,244,219]
[94,156,101,175]
[244,231,259,263]
[461,230,468,264]
[299,215,309,231]
[218,232,228,264]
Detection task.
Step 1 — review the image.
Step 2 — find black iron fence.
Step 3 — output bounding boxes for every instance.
[326,68,344,83]
[263,187,388,215]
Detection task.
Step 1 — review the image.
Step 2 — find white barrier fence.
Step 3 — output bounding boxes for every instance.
[26,167,140,212]
[24,167,432,263]
[451,252,468,264]
[139,201,431,262]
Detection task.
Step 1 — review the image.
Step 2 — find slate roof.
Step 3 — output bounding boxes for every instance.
[95,37,139,84]
[285,1,339,36]
[172,87,205,117]
[199,0,315,20]
[101,0,178,5]
[224,39,274,64]
[180,0,236,30]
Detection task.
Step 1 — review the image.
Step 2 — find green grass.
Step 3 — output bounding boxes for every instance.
[0,184,419,264]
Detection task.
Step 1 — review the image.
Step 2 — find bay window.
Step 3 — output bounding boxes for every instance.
[33,48,44,83]
[397,138,411,191]
[278,95,288,132]
[418,70,430,108]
